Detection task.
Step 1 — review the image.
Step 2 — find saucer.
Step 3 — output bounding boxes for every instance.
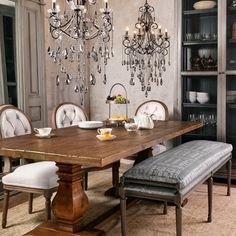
[35,133,55,139]
[96,135,116,141]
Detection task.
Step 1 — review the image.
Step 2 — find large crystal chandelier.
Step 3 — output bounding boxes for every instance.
[47,0,114,105]
[122,0,170,97]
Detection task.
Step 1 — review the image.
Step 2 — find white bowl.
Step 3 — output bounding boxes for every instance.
[78,121,103,129]
[197,96,209,104]
[197,92,209,97]
[193,1,216,10]
[124,123,138,131]
[189,96,197,103]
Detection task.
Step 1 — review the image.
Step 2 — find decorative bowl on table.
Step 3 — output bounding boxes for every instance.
[193,1,216,10]
[124,122,138,131]
[78,121,103,129]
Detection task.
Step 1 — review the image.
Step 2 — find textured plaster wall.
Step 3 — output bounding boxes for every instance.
[44,0,178,123]
[89,0,178,121]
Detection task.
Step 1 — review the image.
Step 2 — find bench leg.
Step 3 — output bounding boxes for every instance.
[207,177,213,223]
[176,205,182,236]
[120,196,127,236]
[163,201,168,215]
[112,161,120,197]
[227,159,232,196]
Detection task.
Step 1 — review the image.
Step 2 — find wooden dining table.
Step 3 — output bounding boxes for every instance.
[0,120,202,236]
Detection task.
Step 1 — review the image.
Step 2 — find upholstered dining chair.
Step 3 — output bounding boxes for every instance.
[0,105,58,228]
[135,100,169,156]
[52,102,120,193]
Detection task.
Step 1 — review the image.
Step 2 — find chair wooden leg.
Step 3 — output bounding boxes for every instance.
[176,205,182,236]
[28,193,34,214]
[2,190,10,228]
[44,191,52,220]
[207,177,213,223]
[112,161,120,196]
[120,196,127,236]
[227,159,232,196]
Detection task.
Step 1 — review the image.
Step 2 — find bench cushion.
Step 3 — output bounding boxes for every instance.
[124,141,232,190]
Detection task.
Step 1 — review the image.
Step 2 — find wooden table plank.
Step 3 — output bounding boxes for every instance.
[0,121,202,167]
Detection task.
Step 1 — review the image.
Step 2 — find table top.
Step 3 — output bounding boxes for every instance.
[0,121,202,167]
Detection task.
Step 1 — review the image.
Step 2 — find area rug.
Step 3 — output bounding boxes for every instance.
[1,167,236,236]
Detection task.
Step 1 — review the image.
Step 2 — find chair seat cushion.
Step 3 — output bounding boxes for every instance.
[2,161,59,189]
[124,141,232,190]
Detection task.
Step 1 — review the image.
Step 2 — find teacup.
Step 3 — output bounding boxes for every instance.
[97,128,112,138]
[34,127,52,136]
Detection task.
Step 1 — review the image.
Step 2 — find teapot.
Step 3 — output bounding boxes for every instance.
[133,114,154,129]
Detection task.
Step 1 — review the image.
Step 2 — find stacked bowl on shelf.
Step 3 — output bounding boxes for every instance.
[197,92,210,104]
[226,91,236,103]
[186,91,210,104]
[187,91,210,104]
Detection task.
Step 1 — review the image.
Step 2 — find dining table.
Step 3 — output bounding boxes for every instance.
[0,120,202,236]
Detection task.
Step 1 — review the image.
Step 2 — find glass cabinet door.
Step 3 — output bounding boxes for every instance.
[227,0,236,71]
[226,76,236,168]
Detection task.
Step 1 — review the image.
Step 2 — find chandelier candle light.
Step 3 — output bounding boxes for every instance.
[47,0,114,104]
[122,0,170,97]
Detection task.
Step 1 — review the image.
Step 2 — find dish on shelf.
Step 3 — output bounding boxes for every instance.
[197,96,209,104]
[227,90,236,96]
[193,1,216,10]
[78,121,103,129]
[96,134,116,141]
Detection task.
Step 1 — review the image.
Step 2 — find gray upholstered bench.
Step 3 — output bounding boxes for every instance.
[119,140,232,236]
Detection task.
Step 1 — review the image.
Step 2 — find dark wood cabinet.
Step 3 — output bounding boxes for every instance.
[179,0,236,179]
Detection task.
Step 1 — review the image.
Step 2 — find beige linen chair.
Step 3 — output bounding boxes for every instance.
[0,105,58,228]
[135,100,169,156]
[52,102,119,192]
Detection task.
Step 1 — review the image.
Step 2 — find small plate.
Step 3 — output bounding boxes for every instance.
[78,121,103,129]
[35,133,55,139]
[96,135,116,141]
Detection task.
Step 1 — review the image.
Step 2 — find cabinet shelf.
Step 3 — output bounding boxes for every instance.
[183,40,217,46]
[229,39,236,44]
[181,71,218,76]
[183,103,217,108]
[227,103,236,109]
[228,7,236,12]
[183,8,217,16]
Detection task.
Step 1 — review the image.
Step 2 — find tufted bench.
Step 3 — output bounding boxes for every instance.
[119,140,233,236]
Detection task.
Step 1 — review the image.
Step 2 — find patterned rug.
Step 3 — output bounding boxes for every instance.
[1,168,236,236]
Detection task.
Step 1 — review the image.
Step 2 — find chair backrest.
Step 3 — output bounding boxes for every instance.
[52,102,88,128]
[135,100,169,121]
[0,105,32,139]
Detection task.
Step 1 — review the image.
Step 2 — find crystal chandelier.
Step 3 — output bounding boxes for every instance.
[122,0,170,97]
[47,0,114,104]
